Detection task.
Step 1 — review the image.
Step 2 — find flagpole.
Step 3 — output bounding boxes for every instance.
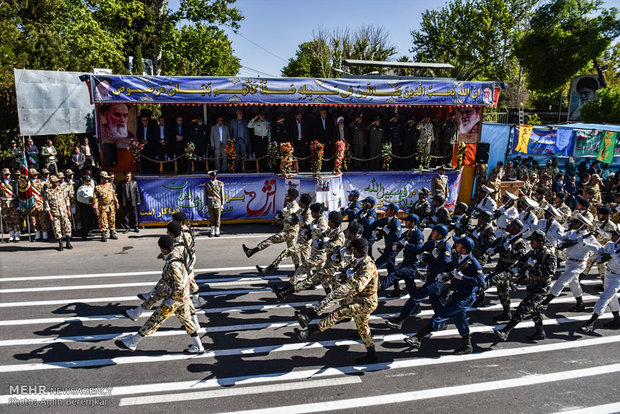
[27,213,32,242]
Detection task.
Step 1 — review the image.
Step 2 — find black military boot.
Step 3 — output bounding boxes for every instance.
[243,244,259,258]
[567,296,585,312]
[454,335,473,355]
[603,312,620,328]
[539,293,554,310]
[526,324,546,341]
[493,305,512,322]
[404,325,432,349]
[256,264,275,276]
[355,345,378,365]
[57,240,64,251]
[294,264,300,271]
[101,232,107,242]
[472,290,486,308]
[65,237,73,249]
[110,231,118,240]
[296,308,318,328]
[294,325,318,341]
[271,282,294,301]
[387,283,402,298]
[579,314,599,333]
[494,320,517,341]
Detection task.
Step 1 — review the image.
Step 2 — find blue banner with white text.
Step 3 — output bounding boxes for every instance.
[511,126,574,156]
[90,75,496,106]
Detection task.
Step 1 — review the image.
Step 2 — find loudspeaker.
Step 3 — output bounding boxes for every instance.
[102,143,118,167]
[475,142,490,164]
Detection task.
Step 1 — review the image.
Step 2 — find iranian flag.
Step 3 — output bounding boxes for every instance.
[18,139,35,215]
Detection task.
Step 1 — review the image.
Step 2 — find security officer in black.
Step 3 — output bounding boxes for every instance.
[495,230,557,342]
[421,194,451,229]
[451,202,475,237]
[470,210,497,267]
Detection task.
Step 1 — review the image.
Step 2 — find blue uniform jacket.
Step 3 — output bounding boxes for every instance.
[445,254,485,302]
[344,201,362,222]
[371,216,402,246]
[402,227,425,265]
[358,208,377,241]
[420,239,452,279]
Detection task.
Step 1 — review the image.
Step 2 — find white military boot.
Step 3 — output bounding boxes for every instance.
[34,231,41,240]
[191,313,200,330]
[115,333,143,351]
[215,227,221,237]
[191,293,202,307]
[185,335,205,354]
[14,231,20,242]
[121,306,144,321]
[8,231,14,242]
[42,231,49,240]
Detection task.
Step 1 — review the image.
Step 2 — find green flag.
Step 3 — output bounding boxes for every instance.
[574,129,602,157]
[597,131,617,164]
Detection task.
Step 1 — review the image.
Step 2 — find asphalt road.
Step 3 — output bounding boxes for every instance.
[0,223,619,414]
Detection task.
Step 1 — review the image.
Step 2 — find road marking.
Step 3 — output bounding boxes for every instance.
[219,363,620,414]
[0,335,617,404]
[118,376,362,406]
[549,402,620,414]
[195,234,271,241]
[0,314,611,374]
[0,295,602,345]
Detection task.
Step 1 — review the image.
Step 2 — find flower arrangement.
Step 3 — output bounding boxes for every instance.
[455,141,467,169]
[127,140,145,159]
[381,142,393,170]
[279,142,295,178]
[267,141,280,172]
[184,141,197,161]
[333,140,346,176]
[224,138,236,173]
[343,141,351,171]
[309,140,324,178]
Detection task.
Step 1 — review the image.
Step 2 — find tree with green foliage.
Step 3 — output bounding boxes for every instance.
[282,25,397,78]
[580,85,620,123]
[514,0,620,93]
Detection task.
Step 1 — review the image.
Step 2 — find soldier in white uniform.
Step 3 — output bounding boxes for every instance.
[537,206,564,254]
[540,214,601,312]
[580,228,620,332]
[518,197,539,238]
[474,185,497,213]
[495,191,519,238]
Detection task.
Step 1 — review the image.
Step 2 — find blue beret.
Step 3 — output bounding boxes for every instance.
[348,190,360,197]
[404,214,419,223]
[433,224,449,237]
[455,236,474,253]
[386,203,399,212]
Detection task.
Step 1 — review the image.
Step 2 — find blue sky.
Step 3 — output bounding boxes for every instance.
[168,0,620,78]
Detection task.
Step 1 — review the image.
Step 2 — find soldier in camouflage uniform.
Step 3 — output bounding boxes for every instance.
[29,169,49,241]
[488,218,528,321]
[451,202,475,237]
[117,235,204,354]
[409,187,431,223]
[294,238,380,364]
[43,175,72,251]
[93,171,119,242]
[290,203,329,284]
[470,211,497,307]
[243,188,301,275]
[533,188,549,220]
[582,206,617,282]
[1,168,21,242]
[495,230,557,341]
[554,192,572,225]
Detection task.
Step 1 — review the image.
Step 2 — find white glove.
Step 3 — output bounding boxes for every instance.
[416,254,424,261]
[399,239,408,247]
[503,240,510,250]
[453,270,464,280]
[310,223,317,231]
[331,253,339,261]
[164,298,174,307]
[371,231,378,239]
[436,274,444,283]
[527,258,536,267]
[70,207,76,214]
[432,248,439,258]
[346,269,355,277]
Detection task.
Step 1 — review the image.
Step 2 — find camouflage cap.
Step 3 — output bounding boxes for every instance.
[2,168,10,174]
[100,171,110,179]
[49,175,59,183]
[56,172,65,179]
[41,168,50,174]
[29,168,39,175]
[65,169,74,175]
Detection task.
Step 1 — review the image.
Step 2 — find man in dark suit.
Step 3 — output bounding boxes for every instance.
[137,113,157,173]
[210,115,231,171]
[288,111,311,169]
[155,116,168,161]
[117,171,141,232]
[190,117,209,171]
[314,108,333,157]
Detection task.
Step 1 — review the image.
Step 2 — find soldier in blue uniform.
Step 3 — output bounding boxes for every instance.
[379,214,425,299]
[404,236,484,355]
[385,224,452,329]
[342,190,362,222]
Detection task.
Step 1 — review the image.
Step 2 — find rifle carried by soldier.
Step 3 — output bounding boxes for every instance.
[556,231,596,251]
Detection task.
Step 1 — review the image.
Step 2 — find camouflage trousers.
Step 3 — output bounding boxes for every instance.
[294,259,339,292]
[257,230,299,266]
[142,279,170,310]
[584,253,606,280]
[30,209,49,232]
[138,301,197,336]
[291,248,326,284]
[491,270,512,310]
[1,204,20,232]
[318,299,378,347]
[50,212,72,240]
[98,204,116,234]
[511,284,549,327]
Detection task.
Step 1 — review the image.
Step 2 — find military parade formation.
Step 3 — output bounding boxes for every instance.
[101,161,620,367]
